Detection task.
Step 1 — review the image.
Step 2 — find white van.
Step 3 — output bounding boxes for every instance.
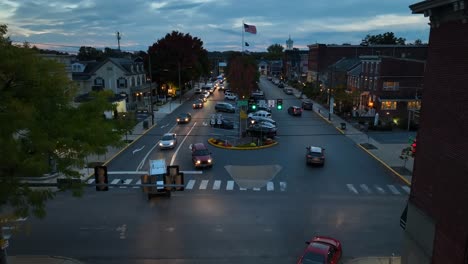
[248,110,272,119]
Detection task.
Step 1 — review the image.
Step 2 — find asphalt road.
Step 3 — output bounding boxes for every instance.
[9,77,409,264]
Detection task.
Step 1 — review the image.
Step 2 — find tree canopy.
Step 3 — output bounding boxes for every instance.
[147,31,209,93]
[266,44,284,60]
[0,25,127,220]
[362,32,406,45]
[226,52,259,98]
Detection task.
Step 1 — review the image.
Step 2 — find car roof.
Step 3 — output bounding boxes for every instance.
[309,146,323,153]
[163,133,175,136]
[306,241,331,255]
[193,143,207,150]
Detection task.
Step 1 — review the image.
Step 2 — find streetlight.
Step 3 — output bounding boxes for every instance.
[147,51,155,126]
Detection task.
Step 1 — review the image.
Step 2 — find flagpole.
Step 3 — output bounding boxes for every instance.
[242,20,244,53]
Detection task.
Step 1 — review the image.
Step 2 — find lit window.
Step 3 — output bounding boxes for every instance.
[383,82,399,90]
[407,101,421,110]
[381,101,397,110]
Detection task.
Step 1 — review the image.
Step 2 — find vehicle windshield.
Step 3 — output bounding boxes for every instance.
[161,135,174,141]
[193,149,210,156]
[301,252,325,264]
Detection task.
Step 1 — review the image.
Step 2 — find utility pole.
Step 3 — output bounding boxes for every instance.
[148,50,155,126]
[116,32,121,51]
[178,61,182,104]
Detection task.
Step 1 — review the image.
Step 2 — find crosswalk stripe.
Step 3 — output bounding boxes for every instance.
[133,180,141,188]
[402,186,411,194]
[280,182,287,192]
[346,184,358,194]
[120,179,132,188]
[213,180,221,190]
[253,187,261,191]
[360,184,372,194]
[387,185,401,195]
[226,181,234,190]
[239,187,247,191]
[199,180,209,190]
[267,182,274,191]
[110,179,120,188]
[374,185,386,194]
[185,179,196,190]
[87,179,95,184]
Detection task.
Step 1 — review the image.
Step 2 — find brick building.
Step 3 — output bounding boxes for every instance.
[402,0,468,263]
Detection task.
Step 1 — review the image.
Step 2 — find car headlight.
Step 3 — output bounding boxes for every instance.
[185,118,188,121]
[159,142,163,146]
[169,142,174,146]
[196,160,201,164]
[176,118,180,122]
[208,159,212,163]
[193,104,196,107]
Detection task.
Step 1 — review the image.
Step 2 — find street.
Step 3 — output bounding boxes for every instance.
[8,78,408,264]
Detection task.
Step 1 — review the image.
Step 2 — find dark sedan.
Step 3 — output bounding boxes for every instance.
[176,113,192,124]
[302,100,313,110]
[306,146,325,166]
[246,123,277,138]
[288,106,303,116]
[192,99,204,109]
[212,118,235,129]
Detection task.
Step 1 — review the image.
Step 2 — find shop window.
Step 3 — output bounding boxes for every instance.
[407,101,421,110]
[381,101,397,110]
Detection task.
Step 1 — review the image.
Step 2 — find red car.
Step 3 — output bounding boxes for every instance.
[297,236,342,264]
[191,143,213,168]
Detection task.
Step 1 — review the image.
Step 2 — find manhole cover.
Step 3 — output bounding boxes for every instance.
[360,143,377,149]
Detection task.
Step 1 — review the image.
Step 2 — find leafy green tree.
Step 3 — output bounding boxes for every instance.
[362,32,406,45]
[77,46,104,61]
[0,25,126,220]
[266,44,284,60]
[226,53,259,98]
[148,31,209,94]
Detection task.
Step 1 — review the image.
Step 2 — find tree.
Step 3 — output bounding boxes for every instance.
[414,39,423,45]
[147,31,209,95]
[0,25,126,221]
[362,32,406,45]
[266,44,284,60]
[77,46,104,61]
[226,52,259,98]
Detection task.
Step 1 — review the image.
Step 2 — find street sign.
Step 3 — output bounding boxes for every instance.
[0,238,9,250]
[237,100,248,107]
[258,100,266,107]
[268,100,276,108]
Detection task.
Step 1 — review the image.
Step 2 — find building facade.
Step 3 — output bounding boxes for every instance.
[283,49,309,81]
[403,1,468,263]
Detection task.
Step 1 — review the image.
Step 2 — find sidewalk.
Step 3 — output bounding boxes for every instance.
[289,87,412,186]
[345,256,401,264]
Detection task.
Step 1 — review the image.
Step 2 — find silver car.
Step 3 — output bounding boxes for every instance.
[159,133,177,149]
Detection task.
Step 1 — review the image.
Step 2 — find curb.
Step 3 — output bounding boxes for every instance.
[344,256,401,264]
[9,255,85,264]
[207,139,278,150]
[357,144,411,186]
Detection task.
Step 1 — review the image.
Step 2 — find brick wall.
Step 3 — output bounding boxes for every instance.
[410,19,468,264]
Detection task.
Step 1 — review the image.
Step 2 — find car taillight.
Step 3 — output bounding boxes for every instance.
[307,155,312,158]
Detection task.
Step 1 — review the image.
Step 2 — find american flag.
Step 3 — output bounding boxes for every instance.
[244,23,257,34]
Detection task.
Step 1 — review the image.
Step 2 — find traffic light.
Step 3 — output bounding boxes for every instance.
[95,166,109,191]
[276,99,283,110]
[248,98,256,111]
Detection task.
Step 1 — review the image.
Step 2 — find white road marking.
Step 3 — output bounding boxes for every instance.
[180,170,203,175]
[387,185,401,195]
[346,184,358,194]
[402,186,411,194]
[133,180,141,188]
[360,184,372,194]
[87,179,95,184]
[186,179,196,190]
[280,182,287,192]
[161,124,169,128]
[171,122,197,165]
[199,180,209,190]
[110,179,120,188]
[120,179,132,188]
[267,182,274,191]
[132,145,145,155]
[253,187,261,191]
[213,180,221,190]
[226,181,234,190]
[374,185,386,194]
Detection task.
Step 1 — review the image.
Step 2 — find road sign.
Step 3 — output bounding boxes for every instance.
[237,100,248,107]
[268,100,276,108]
[240,110,248,119]
[0,238,9,250]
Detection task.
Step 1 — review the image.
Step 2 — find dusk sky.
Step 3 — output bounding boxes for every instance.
[1,0,430,53]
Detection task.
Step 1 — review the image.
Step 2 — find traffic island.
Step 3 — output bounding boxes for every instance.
[207,138,278,150]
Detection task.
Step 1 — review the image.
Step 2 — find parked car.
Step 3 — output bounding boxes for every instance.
[215,102,236,113]
[194,87,202,94]
[248,116,277,127]
[297,236,342,264]
[284,88,293,94]
[159,133,177,149]
[212,118,235,129]
[246,122,277,138]
[176,112,192,124]
[302,100,313,110]
[191,143,213,168]
[306,146,325,166]
[278,83,285,88]
[224,92,237,101]
[192,99,204,109]
[288,106,303,116]
[248,110,272,119]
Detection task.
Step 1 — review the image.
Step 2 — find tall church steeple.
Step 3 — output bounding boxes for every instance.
[286,35,293,50]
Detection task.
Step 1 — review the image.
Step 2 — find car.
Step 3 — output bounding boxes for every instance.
[191,143,213,168]
[224,92,237,101]
[284,88,293,94]
[246,122,277,138]
[288,106,303,116]
[306,146,325,166]
[199,94,208,102]
[302,100,313,110]
[251,90,264,97]
[278,83,285,88]
[215,102,236,113]
[158,133,177,149]
[248,110,272,119]
[248,116,277,127]
[202,91,210,98]
[297,236,342,264]
[212,118,235,129]
[194,87,202,94]
[176,112,192,124]
[192,99,204,109]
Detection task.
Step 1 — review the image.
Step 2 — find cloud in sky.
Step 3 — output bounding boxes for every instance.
[1,0,430,53]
